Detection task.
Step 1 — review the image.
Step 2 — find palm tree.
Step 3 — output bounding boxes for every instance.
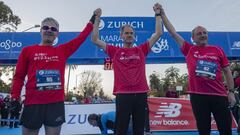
[149,72,165,97]
[164,66,180,84]
[163,66,180,90]
[65,65,77,94]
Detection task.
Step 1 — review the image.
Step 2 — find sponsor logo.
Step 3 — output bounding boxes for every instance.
[100,19,144,30]
[67,114,88,124]
[151,38,169,53]
[231,41,240,50]
[0,40,22,50]
[53,37,58,46]
[150,119,189,126]
[155,102,182,118]
[193,51,217,60]
[99,19,105,30]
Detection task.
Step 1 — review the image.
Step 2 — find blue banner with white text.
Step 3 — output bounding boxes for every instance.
[0,17,239,64]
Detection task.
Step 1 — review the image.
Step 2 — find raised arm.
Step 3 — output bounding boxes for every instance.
[160,5,185,48]
[91,8,107,51]
[148,3,163,48]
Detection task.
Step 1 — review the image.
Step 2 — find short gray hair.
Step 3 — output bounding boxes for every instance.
[191,26,207,36]
[41,17,59,29]
[120,24,135,34]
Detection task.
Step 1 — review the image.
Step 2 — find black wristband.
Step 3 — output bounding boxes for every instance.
[229,88,235,93]
[155,13,161,17]
[89,14,96,24]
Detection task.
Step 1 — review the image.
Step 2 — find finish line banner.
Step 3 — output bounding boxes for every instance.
[148,97,237,131]
[36,98,237,134]
[0,17,240,64]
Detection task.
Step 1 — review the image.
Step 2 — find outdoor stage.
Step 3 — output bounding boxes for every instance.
[0,127,238,135]
[0,98,238,135]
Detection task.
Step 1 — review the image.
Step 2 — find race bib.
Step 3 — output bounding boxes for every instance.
[36,70,62,91]
[195,60,217,80]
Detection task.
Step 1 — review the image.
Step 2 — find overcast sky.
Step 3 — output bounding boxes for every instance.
[2,0,240,97]
[3,0,240,32]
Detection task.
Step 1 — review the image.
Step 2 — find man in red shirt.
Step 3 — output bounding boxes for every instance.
[159,5,236,135]
[91,4,163,135]
[10,9,98,135]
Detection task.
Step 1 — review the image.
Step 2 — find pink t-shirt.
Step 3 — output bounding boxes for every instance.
[181,41,229,96]
[106,42,150,94]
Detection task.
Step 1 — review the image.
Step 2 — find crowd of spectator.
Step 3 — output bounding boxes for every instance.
[0,95,22,128]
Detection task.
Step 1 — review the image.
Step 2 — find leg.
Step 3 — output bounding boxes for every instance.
[22,125,40,135]
[14,112,20,128]
[211,96,232,135]
[1,109,8,126]
[144,101,150,133]
[190,94,211,135]
[115,94,132,135]
[44,102,65,134]
[45,125,62,135]
[9,113,14,128]
[132,93,147,135]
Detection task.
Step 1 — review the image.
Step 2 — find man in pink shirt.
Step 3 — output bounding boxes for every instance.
[159,5,236,135]
[10,9,99,135]
[91,4,162,135]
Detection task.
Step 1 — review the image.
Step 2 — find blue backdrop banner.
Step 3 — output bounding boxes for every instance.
[0,17,239,64]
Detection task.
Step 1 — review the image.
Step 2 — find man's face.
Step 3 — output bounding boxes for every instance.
[192,26,208,46]
[89,120,98,127]
[40,21,59,45]
[121,26,135,45]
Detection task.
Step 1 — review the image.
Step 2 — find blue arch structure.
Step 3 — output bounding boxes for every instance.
[0,17,239,65]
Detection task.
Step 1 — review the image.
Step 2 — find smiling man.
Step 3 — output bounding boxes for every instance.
[91,3,163,135]
[10,9,99,135]
[159,4,236,135]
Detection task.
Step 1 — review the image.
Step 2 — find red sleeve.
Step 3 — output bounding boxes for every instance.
[59,22,93,58]
[217,47,229,68]
[139,41,150,56]
[106,45,118,59]
[181,41,192,56]
[11,47,28,100]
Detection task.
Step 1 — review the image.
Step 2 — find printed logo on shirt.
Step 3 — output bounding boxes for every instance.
[154,102,182,118]
[34,53,59,62]
[193,51,218,60]
[119,52,140,61]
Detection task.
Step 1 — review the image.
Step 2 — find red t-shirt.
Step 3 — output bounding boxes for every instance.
[106,42,150,94]
[181,41,229,96]
[11,23,93,105]
[235,76,240,87]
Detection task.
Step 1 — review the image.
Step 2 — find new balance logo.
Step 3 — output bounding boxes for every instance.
[55,116,63,122]
[155,103,182,118]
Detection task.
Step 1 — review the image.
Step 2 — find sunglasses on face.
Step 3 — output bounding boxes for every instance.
[41,26,58,32]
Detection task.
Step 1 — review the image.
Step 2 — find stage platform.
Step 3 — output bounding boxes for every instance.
[0,126,238,135]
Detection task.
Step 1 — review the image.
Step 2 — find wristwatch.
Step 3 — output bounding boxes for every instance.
[229,88,236,93]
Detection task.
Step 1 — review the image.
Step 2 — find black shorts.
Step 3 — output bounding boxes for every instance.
[20,102,65,129]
